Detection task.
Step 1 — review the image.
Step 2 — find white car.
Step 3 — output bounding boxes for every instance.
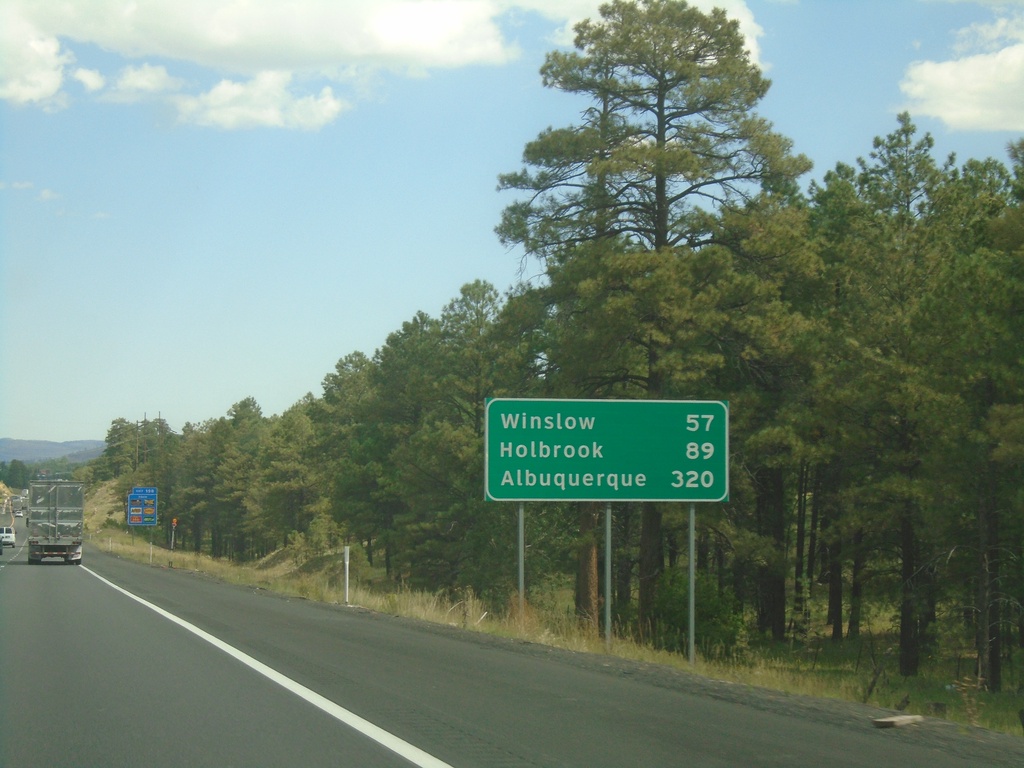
[0,526,15,547]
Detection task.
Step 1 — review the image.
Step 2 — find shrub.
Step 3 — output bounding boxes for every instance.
[652,568,743,656]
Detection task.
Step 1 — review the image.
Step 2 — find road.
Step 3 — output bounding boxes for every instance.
[2,528,1023,767]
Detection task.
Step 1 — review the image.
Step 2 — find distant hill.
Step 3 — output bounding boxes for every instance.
[0,439,106,464]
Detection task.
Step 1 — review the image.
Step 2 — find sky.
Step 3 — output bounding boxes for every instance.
[2,0,1023,444]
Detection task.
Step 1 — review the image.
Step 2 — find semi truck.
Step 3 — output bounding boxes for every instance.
[27,480,85,565]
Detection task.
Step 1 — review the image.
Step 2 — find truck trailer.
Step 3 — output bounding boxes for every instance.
[28,480,85,565]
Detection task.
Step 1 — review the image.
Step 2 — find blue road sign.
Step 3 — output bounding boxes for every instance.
[127,486,158,526]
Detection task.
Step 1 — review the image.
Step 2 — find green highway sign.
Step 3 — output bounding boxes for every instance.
[485,398,728,502]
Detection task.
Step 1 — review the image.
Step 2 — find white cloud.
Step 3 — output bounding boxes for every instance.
[0,0,763,128]
[368,1,516,69]
[953,14,1024,56]
[3,0,519,75]
[0,0,521,127]
[174,71,347,130]
[504,0,763,66]
[0,3,72,106]
[114,63,183,95]
[901,13,1024,131]
[74,68,105,91]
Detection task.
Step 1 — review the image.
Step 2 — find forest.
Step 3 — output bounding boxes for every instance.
[72,1,1023,690]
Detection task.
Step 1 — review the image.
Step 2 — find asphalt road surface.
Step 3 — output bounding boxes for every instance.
[2,532,1024,767]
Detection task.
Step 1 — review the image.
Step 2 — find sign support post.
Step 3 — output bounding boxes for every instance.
[518,502,525,623]
[605,502,612,651]
[689,502,696,665]
[344,545,351,605]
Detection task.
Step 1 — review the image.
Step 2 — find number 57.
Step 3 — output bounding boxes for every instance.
[686,414,714,431]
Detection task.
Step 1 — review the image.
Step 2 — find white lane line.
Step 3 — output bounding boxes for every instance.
[82,566,454,768]
[0,541,26,566]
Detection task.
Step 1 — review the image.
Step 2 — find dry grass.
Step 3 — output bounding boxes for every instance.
[82,488,1024,739]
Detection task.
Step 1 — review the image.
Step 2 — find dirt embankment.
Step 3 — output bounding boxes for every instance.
[85,479,123,531]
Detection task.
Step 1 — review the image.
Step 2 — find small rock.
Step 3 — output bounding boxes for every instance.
[872,715,924,728]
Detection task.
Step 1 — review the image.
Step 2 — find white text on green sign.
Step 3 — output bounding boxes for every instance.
[484,399,728,502]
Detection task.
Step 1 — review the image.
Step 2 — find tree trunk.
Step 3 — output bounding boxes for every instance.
[847,529,865,639]
[989,494,1002,692]
[793,460,809,632]
[615,505,633,619]
[828,537,843,642]
[666,528,680,569]
[211,524,223,558]
[977,482,1002,691]
[638,501,664,638]
[818,464,843,642]
[1017,543,1024,651]
[807,466,823,601]
[754,467,786,641]
[899,504,921,676]
[976,500,990,688]
[989,580,1002,693]
[575,503,600,631]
